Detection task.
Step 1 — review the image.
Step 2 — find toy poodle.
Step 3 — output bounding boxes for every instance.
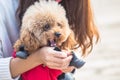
[13,1,85,80]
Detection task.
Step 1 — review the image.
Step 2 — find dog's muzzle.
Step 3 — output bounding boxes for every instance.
[54,32,61,38]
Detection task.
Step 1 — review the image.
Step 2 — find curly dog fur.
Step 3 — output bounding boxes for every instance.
[14,1,77,54]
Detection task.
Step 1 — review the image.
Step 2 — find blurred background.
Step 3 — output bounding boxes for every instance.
[75,0,120,80]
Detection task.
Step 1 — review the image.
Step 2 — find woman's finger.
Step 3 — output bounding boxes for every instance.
[52,51,67,58]
[62,66,75,73]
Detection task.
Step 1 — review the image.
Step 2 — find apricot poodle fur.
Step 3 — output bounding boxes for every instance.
[14,1,77,54]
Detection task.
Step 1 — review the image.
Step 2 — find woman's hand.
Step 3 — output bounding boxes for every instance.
[61,66,75,73]
[60,51,75,73]
[33,47,73,70]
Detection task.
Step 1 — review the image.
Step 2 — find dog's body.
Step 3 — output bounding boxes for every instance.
[14,1,77,80]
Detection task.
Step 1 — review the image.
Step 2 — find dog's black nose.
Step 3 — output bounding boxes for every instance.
[55,32,61,38]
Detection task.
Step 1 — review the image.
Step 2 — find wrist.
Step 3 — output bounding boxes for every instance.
[29,51,43,65]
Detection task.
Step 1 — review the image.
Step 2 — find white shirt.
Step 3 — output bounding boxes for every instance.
[0,0,19,79]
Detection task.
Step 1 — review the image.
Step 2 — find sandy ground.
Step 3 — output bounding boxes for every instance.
[74,0,120,80]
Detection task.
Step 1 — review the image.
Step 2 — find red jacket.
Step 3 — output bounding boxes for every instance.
[13,51,62,80]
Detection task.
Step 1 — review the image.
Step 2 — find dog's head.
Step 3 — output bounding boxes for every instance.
[14,1,77,53]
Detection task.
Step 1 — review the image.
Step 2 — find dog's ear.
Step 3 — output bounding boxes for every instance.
[61,31,77,51]
[23,29,41,53]
[13,39,23,52]
[14,29,40,53]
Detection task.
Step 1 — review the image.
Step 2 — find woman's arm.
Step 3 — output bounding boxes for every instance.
[10,47,72,78]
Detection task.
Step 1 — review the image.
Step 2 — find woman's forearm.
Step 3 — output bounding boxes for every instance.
[10,53,42,78]
[10,47,72,78]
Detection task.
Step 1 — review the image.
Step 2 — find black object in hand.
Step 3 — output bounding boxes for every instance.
[69,51,85,68]
[54,47,61,51]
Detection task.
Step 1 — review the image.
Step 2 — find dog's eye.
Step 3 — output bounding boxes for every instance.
[43,24,51,31]
[57,23,62,28]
